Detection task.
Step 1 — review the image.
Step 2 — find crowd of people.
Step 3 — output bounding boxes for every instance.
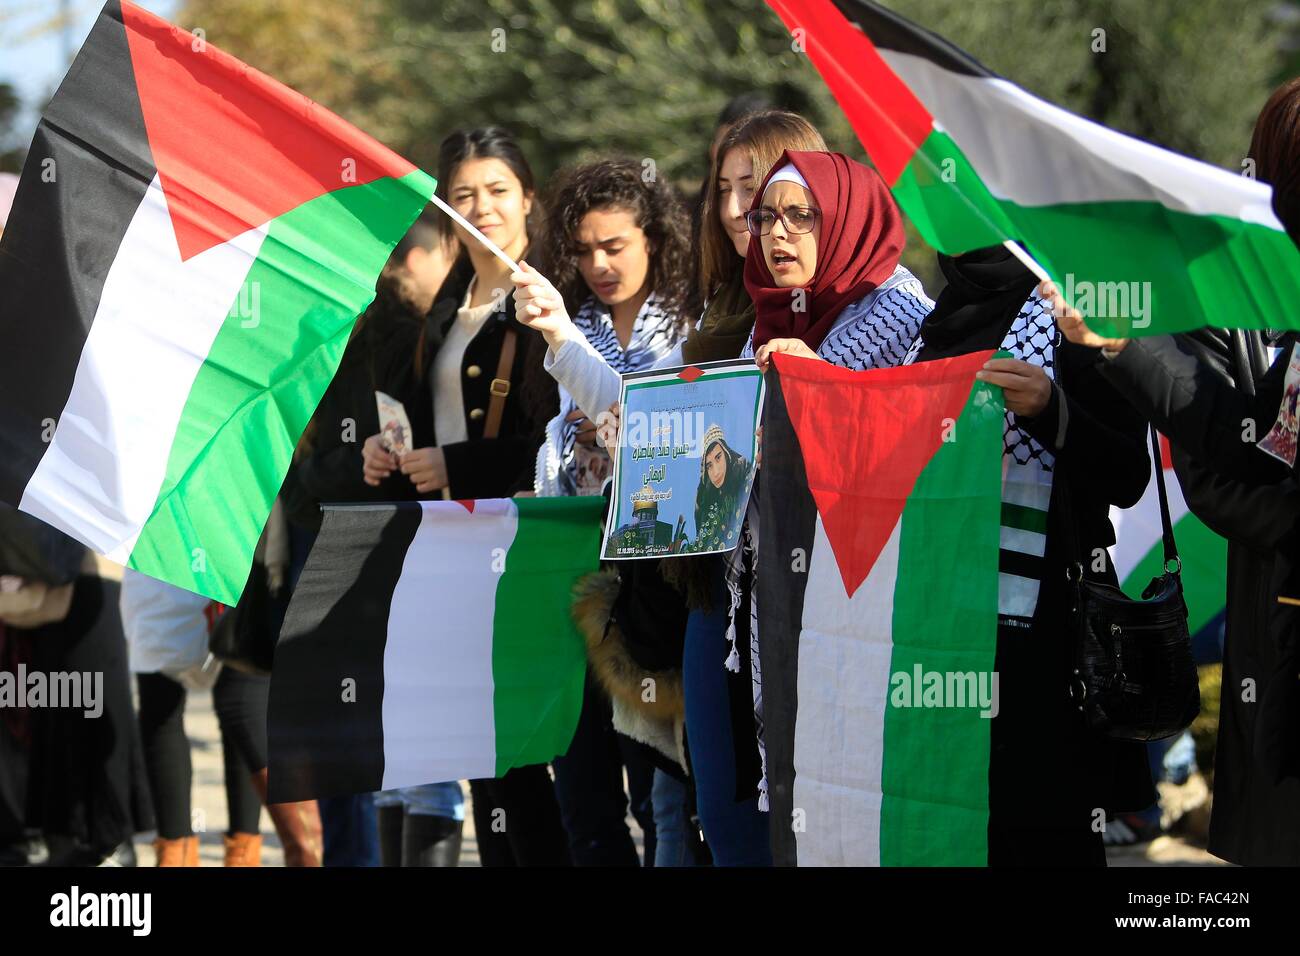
[3,74,1300,867]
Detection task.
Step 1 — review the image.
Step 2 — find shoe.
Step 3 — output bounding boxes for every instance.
[153,835,199,867]
[251,768,322,867]
[223,832,262,867]
[98,842,137,867]
[401,814,462,867]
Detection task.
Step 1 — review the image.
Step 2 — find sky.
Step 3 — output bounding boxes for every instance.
[0,0,177,142]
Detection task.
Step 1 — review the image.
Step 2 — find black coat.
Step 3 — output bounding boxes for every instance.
[1101,330,1300,865]
[422,258,557,499]
[283,283,431,530]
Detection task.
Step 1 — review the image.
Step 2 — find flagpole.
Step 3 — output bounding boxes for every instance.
[428,193,522,274]
[1000,239,1051,284]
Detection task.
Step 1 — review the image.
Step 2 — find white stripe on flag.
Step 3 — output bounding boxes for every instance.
[19,174,266,561]
[1110,467,1190,583]
[380,499,517,788]
[878,49,1282,228]
[793,515,901,866]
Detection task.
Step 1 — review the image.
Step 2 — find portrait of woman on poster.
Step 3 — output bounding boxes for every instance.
[690,424,752,552]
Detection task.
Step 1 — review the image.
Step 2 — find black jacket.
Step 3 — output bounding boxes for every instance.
[284,283,431,531]
[422,258,557,499]
[1101,329,1300,865]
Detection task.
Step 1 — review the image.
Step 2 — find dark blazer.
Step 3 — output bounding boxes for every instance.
[422,257,557,499]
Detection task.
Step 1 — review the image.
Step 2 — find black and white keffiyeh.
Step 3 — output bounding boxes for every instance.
[535,294,683,497]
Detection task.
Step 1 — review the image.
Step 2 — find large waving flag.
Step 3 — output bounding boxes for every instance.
[758,352,1005,866]
[765,0,1300,339]
[0,1,435,603]
[266,498,600,803]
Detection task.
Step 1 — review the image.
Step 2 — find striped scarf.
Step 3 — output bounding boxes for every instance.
[535,294,683,498]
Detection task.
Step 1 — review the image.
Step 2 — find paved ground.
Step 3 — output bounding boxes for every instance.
[131,685,1216,867]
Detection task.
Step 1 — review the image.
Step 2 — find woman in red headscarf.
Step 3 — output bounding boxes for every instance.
[744,149,929,372]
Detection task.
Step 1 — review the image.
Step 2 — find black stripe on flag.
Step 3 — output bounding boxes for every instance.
[756,366,820,868]
[831,0,995,79]
[267,503,422,803]
[0,0,157,505]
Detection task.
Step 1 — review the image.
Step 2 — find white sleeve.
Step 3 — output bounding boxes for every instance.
[544,338,687,418]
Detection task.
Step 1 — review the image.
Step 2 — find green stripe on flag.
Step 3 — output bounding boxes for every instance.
[492,496,602,775]
[881,379,1004,866]
[893,129,1300,338]
[127,170,436,604]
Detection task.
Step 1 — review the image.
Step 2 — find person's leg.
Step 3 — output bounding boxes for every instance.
[135,672,192,841]
[373,791,404,867]
[220,722,262,835]
[467,779,516,867]
[215,667,322,866]
[650,768,695,867]
[681,570,772,866]
[620,737,657,866]
[482,765,572,866]
[399,783,464,867]
[550,674,639,866]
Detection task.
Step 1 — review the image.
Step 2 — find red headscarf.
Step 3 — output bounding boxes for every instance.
[745,150,904,351]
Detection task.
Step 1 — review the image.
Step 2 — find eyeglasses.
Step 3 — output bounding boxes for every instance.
[745,205,821,237]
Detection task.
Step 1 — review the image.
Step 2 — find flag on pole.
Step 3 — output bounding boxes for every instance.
[764,0,1300,338]
[0,0,435,603]
[266,497,600,803]
[757,351,1005,866]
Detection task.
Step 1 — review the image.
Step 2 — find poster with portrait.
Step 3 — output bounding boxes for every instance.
[602,359,765,560]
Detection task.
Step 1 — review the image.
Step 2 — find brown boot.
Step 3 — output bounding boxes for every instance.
[223,832,262,867]
[153,835,199,867]
[251,768,322,867]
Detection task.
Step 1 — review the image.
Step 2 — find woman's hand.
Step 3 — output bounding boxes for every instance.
[975,358,1053,418]
[1039,279,1129,353]
[755,337,820,373]
[511,261,577,351]
[595,402,621,450]
[400,447,449,494]
[568,408,598,446]
[362,434,398,486]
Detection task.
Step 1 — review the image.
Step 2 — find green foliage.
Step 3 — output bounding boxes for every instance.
[178,0,1286,293]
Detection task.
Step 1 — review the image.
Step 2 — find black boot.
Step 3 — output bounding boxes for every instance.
[401,813,462,867]
[377,803,404,867]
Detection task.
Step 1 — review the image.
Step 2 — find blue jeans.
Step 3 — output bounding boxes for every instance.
[651,769,696,866]
[374,782,464,821]
[319,793,380,867]
[682,569,772,866]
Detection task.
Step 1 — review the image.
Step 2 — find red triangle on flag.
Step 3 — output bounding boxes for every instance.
[775,350,993,597]
[121,1,416,261]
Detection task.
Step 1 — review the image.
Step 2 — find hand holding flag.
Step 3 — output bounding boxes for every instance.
[1040,279,1131,354]
[511,261,578,350]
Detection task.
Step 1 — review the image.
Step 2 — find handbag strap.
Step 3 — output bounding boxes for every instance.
[1052,345,1179,578]
[483,326,517,440]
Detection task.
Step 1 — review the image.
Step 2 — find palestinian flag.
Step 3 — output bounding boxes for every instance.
[266,497,600,803]
[1112,434,1227,643]
[764,0,1300,338]
[0,0,434,603]
[758,351,1005,866]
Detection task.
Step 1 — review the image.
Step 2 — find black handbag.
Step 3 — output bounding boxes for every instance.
[1060,424,1200,741]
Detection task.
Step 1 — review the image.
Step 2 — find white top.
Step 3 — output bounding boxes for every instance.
[434,279,500,445]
